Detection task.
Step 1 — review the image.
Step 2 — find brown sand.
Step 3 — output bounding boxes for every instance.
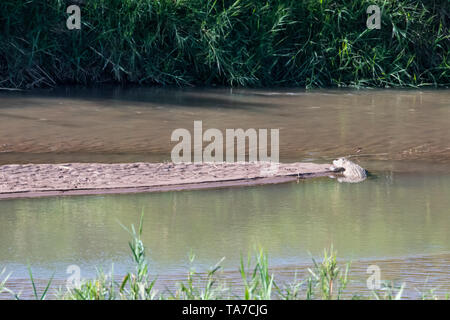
[0,162,335,199]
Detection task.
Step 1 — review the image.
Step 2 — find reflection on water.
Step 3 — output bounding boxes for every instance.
[0,172,449,298]
[0,88,449,168]
[0,87,449,299]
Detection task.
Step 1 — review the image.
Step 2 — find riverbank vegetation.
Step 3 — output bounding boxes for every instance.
[0,0,448,89]
[0,218,447,300]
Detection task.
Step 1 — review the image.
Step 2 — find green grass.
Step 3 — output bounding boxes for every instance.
[0,216,448,300]
[0,0,448,89]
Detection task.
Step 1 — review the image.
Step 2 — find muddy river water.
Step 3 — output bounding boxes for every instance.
[0,87,449,298]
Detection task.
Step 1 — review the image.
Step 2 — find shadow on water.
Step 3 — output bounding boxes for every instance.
[0,87,449,166]
[0,86,276,111]
[0,87,449,298]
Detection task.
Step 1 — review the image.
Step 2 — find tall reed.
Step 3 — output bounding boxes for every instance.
[0,219,448,300]
[0,0,448,89]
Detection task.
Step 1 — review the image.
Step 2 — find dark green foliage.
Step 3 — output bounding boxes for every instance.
[0,0,448,88]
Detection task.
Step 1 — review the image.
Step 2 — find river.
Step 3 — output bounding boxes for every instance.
[0,87,449,299]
